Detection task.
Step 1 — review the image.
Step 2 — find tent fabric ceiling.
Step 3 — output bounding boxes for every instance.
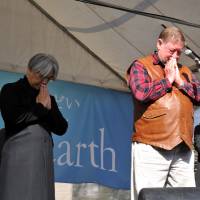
[0,0,126,91]
[0,0,200,91]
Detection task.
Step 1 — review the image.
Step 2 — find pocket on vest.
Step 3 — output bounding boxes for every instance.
[142,109,167,119]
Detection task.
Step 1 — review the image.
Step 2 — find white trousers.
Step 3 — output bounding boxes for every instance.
[131,142,195,200]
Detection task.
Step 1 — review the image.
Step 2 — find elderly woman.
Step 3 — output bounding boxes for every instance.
[0,53,68,200]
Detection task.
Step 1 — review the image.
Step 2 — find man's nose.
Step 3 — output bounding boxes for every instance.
[172,51,179,59]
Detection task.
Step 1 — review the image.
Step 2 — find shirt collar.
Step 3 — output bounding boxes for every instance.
[152,51,165,68]
[22,76,39,96]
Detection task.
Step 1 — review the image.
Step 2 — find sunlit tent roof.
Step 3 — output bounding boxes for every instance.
[0,0,200,91]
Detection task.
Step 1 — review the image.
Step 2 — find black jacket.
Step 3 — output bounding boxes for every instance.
[0,76,68,139]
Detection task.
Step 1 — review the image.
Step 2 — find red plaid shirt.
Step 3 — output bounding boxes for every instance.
[128,53,200,103]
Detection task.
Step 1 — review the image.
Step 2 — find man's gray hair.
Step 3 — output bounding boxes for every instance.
[158,26,185,44]
[28,53,59,79]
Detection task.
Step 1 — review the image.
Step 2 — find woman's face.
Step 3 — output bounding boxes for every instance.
[26,68,54,89]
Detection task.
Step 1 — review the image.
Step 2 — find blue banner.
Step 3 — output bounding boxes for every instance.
[0,71,133,189]
[195,107,200,127]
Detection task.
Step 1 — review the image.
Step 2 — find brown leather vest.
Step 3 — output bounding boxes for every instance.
[132,55,194,150]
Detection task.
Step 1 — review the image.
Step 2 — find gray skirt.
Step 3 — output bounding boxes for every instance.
[0,125,55,200]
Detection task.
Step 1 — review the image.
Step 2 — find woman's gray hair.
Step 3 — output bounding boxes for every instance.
[28,53,59,79]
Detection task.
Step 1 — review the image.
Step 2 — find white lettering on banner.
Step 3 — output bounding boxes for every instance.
[54,95,80,110]
[54,128,117,172]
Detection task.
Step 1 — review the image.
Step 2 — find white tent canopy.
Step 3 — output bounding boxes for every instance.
[0,0,200,91]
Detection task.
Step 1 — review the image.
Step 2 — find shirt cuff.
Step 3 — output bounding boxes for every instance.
[163,78,172,92]
[35,103,49,117]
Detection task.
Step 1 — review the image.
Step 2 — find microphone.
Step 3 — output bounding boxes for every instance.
[184,49,200,65]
